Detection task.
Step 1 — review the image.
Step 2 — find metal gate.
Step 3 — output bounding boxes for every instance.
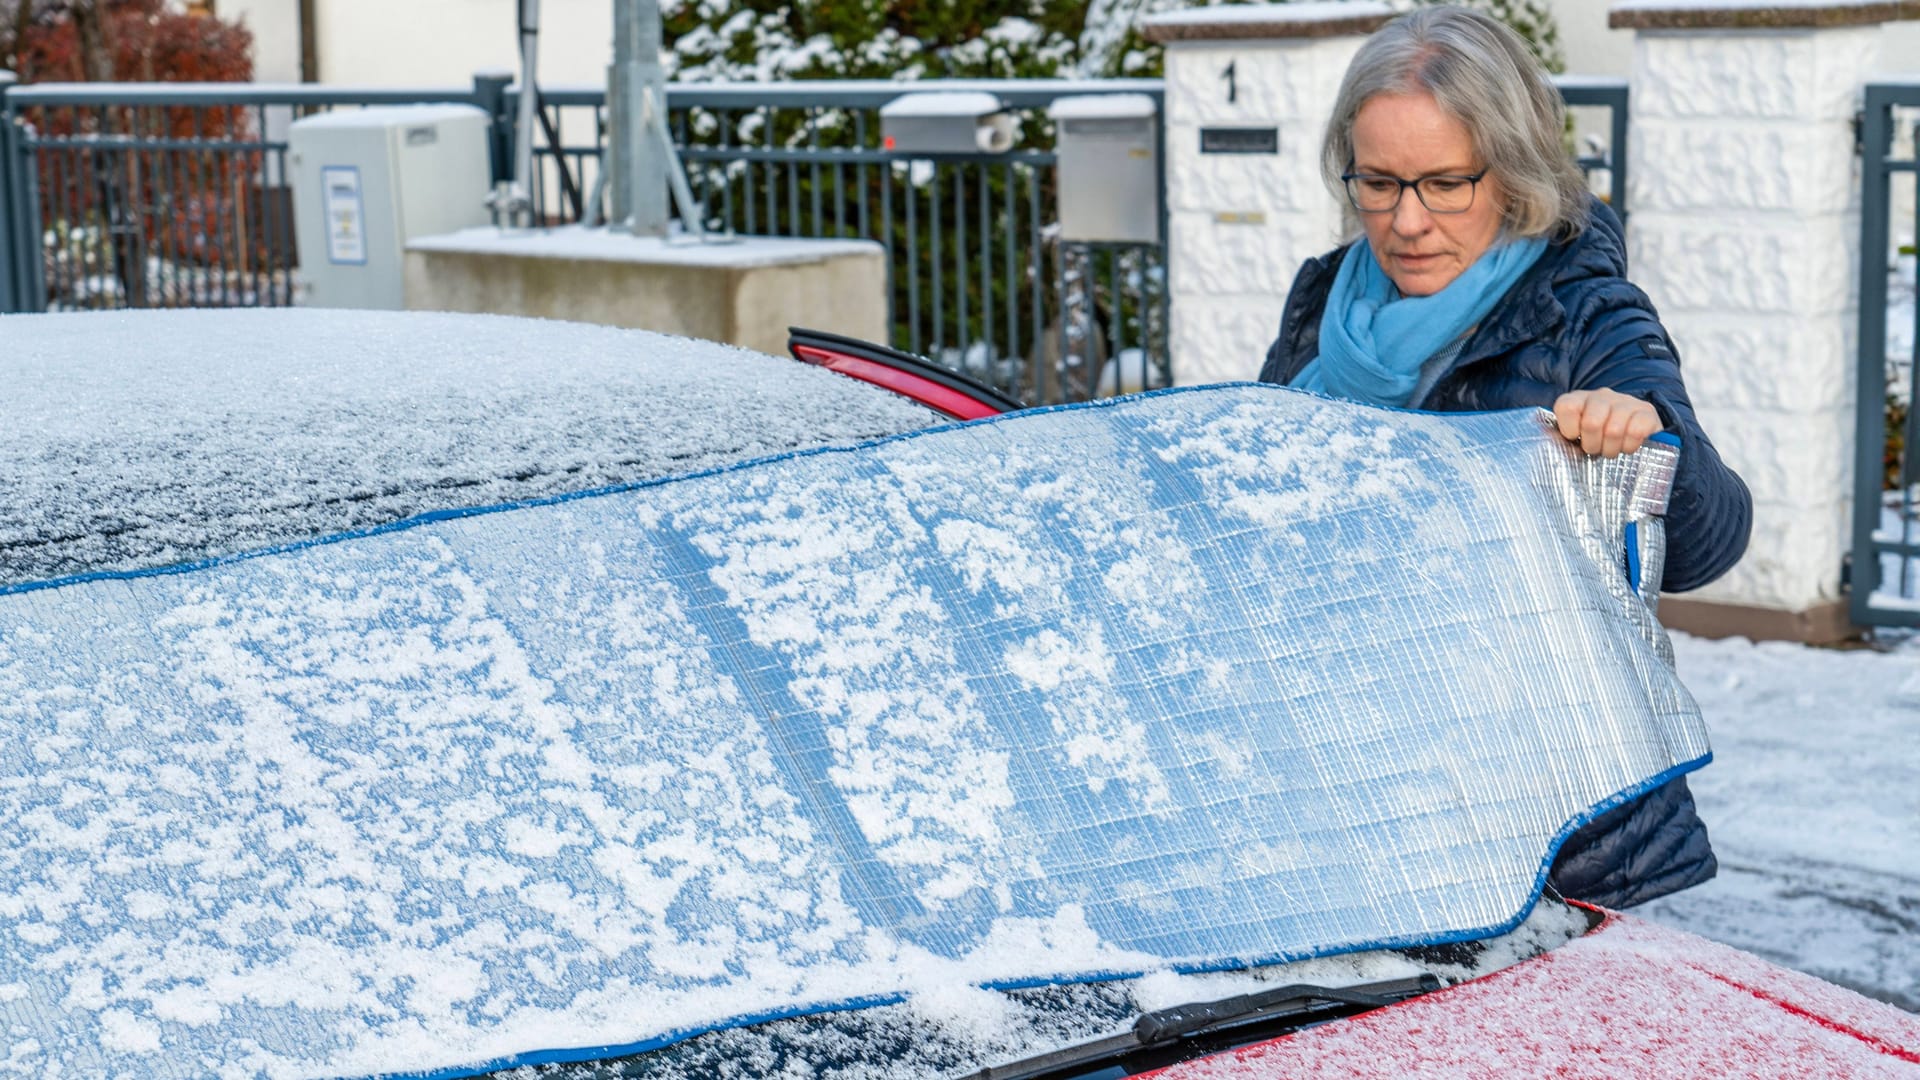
[1855,83,1920,628]
[508,80,1170,408]
[0,81,488,313]
[0,75,1170,408]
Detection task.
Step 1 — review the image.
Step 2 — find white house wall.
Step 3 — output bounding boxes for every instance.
[1557,0,1636,75]
[221,0,1920,87]
[223,0,616,89]
[223,0,303,83]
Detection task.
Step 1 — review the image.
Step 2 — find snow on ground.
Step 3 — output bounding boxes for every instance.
[1640,628,1920,1012]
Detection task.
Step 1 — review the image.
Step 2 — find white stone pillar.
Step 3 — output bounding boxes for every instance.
[1142,2,1390,386]
[1611,1,1887,642]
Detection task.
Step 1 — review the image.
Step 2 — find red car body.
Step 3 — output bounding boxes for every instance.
[789,326,1027,420]
[1136,909,1920,1078]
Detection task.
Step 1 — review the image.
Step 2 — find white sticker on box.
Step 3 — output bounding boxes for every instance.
[321,165,367,265]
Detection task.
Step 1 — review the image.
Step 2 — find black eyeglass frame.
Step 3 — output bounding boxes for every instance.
[1339,169,1489,214]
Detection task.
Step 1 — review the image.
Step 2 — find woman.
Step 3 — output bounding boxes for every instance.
[1260,6,1752,908]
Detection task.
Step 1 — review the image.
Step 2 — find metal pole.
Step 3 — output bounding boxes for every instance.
[471,71,514,189]
[1609,86,1629,224]
[1852,85,1893,627]
[511,0,541,226]
[297,0,320,83]
[608,0,668,235]
[484,1,540,226]
[645,88,702,237]
[0,71,19,313]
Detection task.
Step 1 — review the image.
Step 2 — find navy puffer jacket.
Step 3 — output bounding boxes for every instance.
[1259,198,1750,909]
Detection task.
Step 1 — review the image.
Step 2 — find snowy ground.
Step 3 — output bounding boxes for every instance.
[1640,629,1920,1013]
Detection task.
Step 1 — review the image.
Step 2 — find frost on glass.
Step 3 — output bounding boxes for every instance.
[0,385,1706,1079]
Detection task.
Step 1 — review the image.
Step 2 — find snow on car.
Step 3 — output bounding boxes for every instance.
[0,310,1913,1079]
[0,310,940,588]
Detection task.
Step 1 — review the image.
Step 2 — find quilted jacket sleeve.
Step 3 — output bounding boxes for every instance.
[1550,774,1717,908]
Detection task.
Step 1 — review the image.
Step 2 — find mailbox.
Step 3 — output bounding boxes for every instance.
[880,91,1015,155]
[1048,94,1160,244]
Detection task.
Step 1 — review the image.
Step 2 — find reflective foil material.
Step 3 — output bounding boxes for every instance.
[0,385,1708,1079]
[1558,429,1678,630]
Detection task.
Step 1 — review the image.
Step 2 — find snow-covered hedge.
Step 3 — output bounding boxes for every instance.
[661,0,1564,85]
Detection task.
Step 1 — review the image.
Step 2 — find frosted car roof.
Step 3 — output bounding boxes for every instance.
[0,384,1706,1079]
[0,308,937,589]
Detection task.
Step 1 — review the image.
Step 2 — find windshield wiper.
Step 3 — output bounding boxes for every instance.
[963,973,1443,1080]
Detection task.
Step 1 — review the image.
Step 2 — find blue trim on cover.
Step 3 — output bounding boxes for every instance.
[0,383,1488,598]
[0,382,1211,598]
[360,751,1714,1080]
[369,992,911,1080]
[0,383,1652,600]
[1628,431,1677,594]
[1625,521,1642,595]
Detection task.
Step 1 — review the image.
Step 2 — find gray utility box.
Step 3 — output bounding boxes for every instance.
[288,104,493,310]
[880,91,1015,155]
[1048,94,1160,244]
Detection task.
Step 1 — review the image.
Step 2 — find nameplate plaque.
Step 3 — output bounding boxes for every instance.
[1200,126,1279,154]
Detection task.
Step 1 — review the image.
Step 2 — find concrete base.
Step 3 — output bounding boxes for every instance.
[1658,596,1858,645]
[405,227,888,358]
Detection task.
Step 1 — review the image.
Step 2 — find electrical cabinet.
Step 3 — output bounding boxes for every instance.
[288,105,493,309]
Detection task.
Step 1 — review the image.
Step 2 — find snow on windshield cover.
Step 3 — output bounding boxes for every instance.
[0,383,1707,1079]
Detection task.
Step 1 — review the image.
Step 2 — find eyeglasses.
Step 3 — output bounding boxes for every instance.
[1340,169,1487,214]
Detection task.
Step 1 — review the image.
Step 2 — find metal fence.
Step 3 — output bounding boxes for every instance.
[515,77,1625,403]
[513,80,1168,406]
[0,81,497,314]
[0,73,1628,409]
[0,74,1168,407]
[1855,82,1920,628]
[1556,76,1629,219]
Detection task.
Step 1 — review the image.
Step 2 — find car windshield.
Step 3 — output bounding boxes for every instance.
[0,311,1704,1080]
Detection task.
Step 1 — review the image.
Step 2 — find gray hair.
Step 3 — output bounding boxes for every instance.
[1321,6,1589,241]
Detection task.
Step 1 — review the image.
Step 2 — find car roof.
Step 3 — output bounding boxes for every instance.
[0,308,939,589]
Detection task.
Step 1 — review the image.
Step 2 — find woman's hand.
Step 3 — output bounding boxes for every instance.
[1551,389,1663,458]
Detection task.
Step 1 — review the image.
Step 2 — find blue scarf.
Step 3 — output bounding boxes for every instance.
[1294,234,1547,408]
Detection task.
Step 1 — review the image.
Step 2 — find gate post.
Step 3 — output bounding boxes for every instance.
[0,70,19,313]
[1611,1,1896,642]
[1141,2,1392,386]
[471,70,515,189]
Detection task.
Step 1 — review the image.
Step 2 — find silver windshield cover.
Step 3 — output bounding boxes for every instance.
[0,385,1705,1078]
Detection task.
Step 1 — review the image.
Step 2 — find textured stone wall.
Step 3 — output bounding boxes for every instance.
[1627,25,1880,611]
[1162,35,1364,385]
